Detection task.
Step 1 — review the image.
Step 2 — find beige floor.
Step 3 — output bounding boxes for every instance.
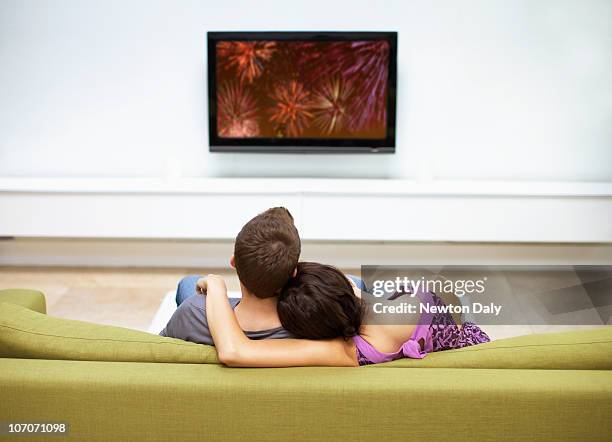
[0,266,244,331]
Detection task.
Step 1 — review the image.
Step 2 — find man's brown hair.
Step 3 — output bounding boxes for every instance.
[234,207,301,298]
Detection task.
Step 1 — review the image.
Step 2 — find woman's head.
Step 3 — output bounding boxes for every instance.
[278,262,364,340]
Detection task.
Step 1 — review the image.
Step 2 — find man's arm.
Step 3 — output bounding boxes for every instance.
[204,275,358,368]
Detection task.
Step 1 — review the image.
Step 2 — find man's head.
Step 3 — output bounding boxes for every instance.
[232,207,301,298]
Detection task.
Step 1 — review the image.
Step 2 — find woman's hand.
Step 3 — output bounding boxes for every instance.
[196,275,227,295]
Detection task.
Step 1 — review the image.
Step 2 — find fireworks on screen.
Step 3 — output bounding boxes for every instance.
[216,40,389,139]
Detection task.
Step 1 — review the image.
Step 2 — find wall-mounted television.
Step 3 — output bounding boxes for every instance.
[207,31,397,153]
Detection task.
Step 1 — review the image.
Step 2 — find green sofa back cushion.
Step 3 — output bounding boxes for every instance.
[371,326,612,370]
[0,289,46,314]
[0,302,219,364]
[1,301,611,369]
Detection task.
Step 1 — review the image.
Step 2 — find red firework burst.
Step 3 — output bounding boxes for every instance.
[217,82,260,138]
[217,41,276,84]
[268,80,313,137]
[311,76,353,134]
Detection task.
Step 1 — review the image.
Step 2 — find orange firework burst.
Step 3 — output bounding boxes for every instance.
[268,80,313,137]
[217,82,260,138]
[217,41,276,84]
[311,76,353,134]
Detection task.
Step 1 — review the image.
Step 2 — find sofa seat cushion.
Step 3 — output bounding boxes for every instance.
[2,301,611,369]
[0,302,219,364]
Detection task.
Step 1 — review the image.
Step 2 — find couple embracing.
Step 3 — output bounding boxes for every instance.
[161,207,489,367]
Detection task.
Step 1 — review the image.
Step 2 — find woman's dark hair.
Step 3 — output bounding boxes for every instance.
[278,262,365,340]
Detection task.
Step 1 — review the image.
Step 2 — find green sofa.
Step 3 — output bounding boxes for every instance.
[1,289,611,441]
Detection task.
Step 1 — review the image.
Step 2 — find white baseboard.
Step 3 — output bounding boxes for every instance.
[1,238,611,268]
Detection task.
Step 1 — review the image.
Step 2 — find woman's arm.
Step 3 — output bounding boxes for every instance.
[203,275,358,368]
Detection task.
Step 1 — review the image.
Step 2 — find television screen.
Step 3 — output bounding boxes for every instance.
[207,32,397,152]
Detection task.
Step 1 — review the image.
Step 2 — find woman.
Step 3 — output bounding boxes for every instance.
[203,262,490,367]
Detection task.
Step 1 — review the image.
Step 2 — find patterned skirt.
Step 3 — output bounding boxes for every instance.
[428,292,491,352]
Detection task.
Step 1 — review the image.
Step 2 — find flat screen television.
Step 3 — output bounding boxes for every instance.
[207,31,397,153]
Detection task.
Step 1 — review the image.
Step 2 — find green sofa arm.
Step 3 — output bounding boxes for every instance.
[0,289,46,314]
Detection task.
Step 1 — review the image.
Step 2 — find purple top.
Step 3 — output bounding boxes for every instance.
[352,288,437,365]
[352,325,432,364]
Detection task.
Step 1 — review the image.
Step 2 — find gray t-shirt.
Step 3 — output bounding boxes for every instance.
[159,294,292,345]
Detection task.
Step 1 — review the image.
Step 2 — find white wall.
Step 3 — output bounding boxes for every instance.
[1,0,611,181]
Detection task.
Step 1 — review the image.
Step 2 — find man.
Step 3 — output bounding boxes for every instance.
[160,207,300,344]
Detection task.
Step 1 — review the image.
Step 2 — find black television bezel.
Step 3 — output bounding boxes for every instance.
[207,31,397,153]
